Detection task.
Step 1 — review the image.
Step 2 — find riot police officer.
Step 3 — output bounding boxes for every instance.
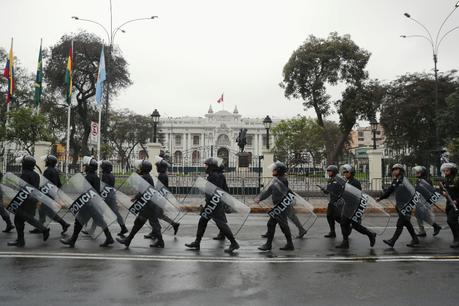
[117,160,165,248]
[321,165,344,239]
[29,155,70,235]
[336,164,376,249]
[440,163,459,248]
[8,156,50,247]
[378,164,419,248]
[212,158,230,241]
[60,156,114,247]
[144,156,180,239]
[412,165,441,237]
[257,161,295,251]
[100,160,128,236]
[185,157,240,253]
[0,173,14,233]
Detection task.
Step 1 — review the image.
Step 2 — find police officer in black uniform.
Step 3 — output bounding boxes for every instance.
[378,164,419,248]
[0,173,14,233]
[440,163,459,248]
[257,161,295,251]
[100,160,128,236]
[185,157,240,253]
[144,156,180,239]
[8,156,50,247]
[60,156,114,247]
[29,155,70,235]
[212,158,231,241]
[321,165,344,239]
[413,165,441,237]
[336,164,376,249]
[117,160,165,248]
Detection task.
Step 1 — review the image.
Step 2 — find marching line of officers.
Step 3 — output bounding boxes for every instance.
[1,152,459,253]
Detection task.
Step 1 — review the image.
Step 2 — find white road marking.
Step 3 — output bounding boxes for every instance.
[0,251,458,263]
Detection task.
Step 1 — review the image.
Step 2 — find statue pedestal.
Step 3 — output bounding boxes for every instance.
[34,141,51,172]
[147,142,162,175]
[368,149,383,191]
[237,152,250,168]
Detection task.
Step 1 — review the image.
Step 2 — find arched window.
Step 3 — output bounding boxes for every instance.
[192,150,201,165]
[216,134,230,146]
[174,151,183,164]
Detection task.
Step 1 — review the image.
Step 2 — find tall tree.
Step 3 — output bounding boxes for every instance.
[280,32,371,163]
[44,31,131,161]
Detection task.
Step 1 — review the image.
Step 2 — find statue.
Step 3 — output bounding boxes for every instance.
[236,128,247,152]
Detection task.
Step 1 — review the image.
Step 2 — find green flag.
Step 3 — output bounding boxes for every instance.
[34,40,43,107]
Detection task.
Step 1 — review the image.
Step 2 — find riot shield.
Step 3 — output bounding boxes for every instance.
[61,173,117,238]
[2,172,61,222]
[340,179,390,235]
[38,174,73,225]
[187,176,251,236]
[256,177,317,234]
[117,173,181,231]
[395,177,422,216]
[152,177,186,230]
[414,179,444,225]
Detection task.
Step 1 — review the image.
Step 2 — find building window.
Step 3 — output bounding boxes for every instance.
[216,134,230,146]
[192,150,200,165]
[262,135,267,147]
[193,135,200,146]
[174,151,183,164]
[175,135,182,146]
[246,135,253,146]
[358,131,364,137]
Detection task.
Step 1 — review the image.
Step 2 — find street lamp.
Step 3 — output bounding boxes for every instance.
[71,1,157,154]
[151,109,160,143]
[263,115,272,150]
[401,2,459,174]
[370,117,378,150]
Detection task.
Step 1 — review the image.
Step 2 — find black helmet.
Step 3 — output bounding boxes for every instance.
[204,157,219,173]
[326,165,339,175]
[391,163,405,174]
[82,156,98,172]
[270,161,288,176]
[44,155,58,167]
[21,155,36,170]
[134,159,152,174]
[340,164,355,175]
[100,160,113,173]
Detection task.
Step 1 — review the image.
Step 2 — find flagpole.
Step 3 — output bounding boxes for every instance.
[97,106,102,169]
[65,40,73,177]
[34,38,43,115]
[3,38,13,174]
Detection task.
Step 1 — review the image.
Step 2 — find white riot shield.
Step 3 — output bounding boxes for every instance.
[2,172,61,222]
[152,177,186,230]
[118,173,181,231]
[38,174,73,225]
[61,173,117,238]
[414,179,444,225]
[340,180,390,235]
[186,177,250,236]
[256,177,317,234]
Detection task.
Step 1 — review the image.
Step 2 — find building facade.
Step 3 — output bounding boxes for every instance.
[157,106,277,167]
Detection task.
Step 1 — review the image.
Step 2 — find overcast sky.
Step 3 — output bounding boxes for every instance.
[2,0,459,122]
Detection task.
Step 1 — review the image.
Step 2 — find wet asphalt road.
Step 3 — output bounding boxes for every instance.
[1,213,459,306]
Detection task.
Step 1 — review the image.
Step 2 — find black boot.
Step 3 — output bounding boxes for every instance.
[172,222,180,236]
[224,240,240,253]
[324,231,336,238]
[185,240,200,250]
[383,239,395,248]
[280,241,294,251]
[100,229,114,247]
[384,226,403,248]
[116,236,132,248]
[213,231,225,241]
[61,222,71,235]
[258,243,272,251]
[150,238,165,248]
[43,228,50,241]
[296,228,307,239]
[3,223,14,233]
[336,239,349,249]
[118,225,129,237]
[60,235,77,248]
[8,239,25,247]
[368,232,376,247]
[433,224,442,236]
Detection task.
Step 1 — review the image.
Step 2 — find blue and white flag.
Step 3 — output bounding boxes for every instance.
[95,46,106,108]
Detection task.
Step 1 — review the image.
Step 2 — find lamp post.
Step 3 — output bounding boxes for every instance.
[263,115,272,150]
[71,1,158,153]
[151,109,160,143]
[370,117,378,150]
[401,2,459,174]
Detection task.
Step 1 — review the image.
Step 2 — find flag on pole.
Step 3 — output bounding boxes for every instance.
[34,39,43,107]
[217,93,224,104]
[95,46,106,108]
[3,38,14,104]
[64,42,73,105]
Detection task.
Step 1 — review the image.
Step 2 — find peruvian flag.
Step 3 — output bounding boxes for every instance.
[217,93,224,104]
